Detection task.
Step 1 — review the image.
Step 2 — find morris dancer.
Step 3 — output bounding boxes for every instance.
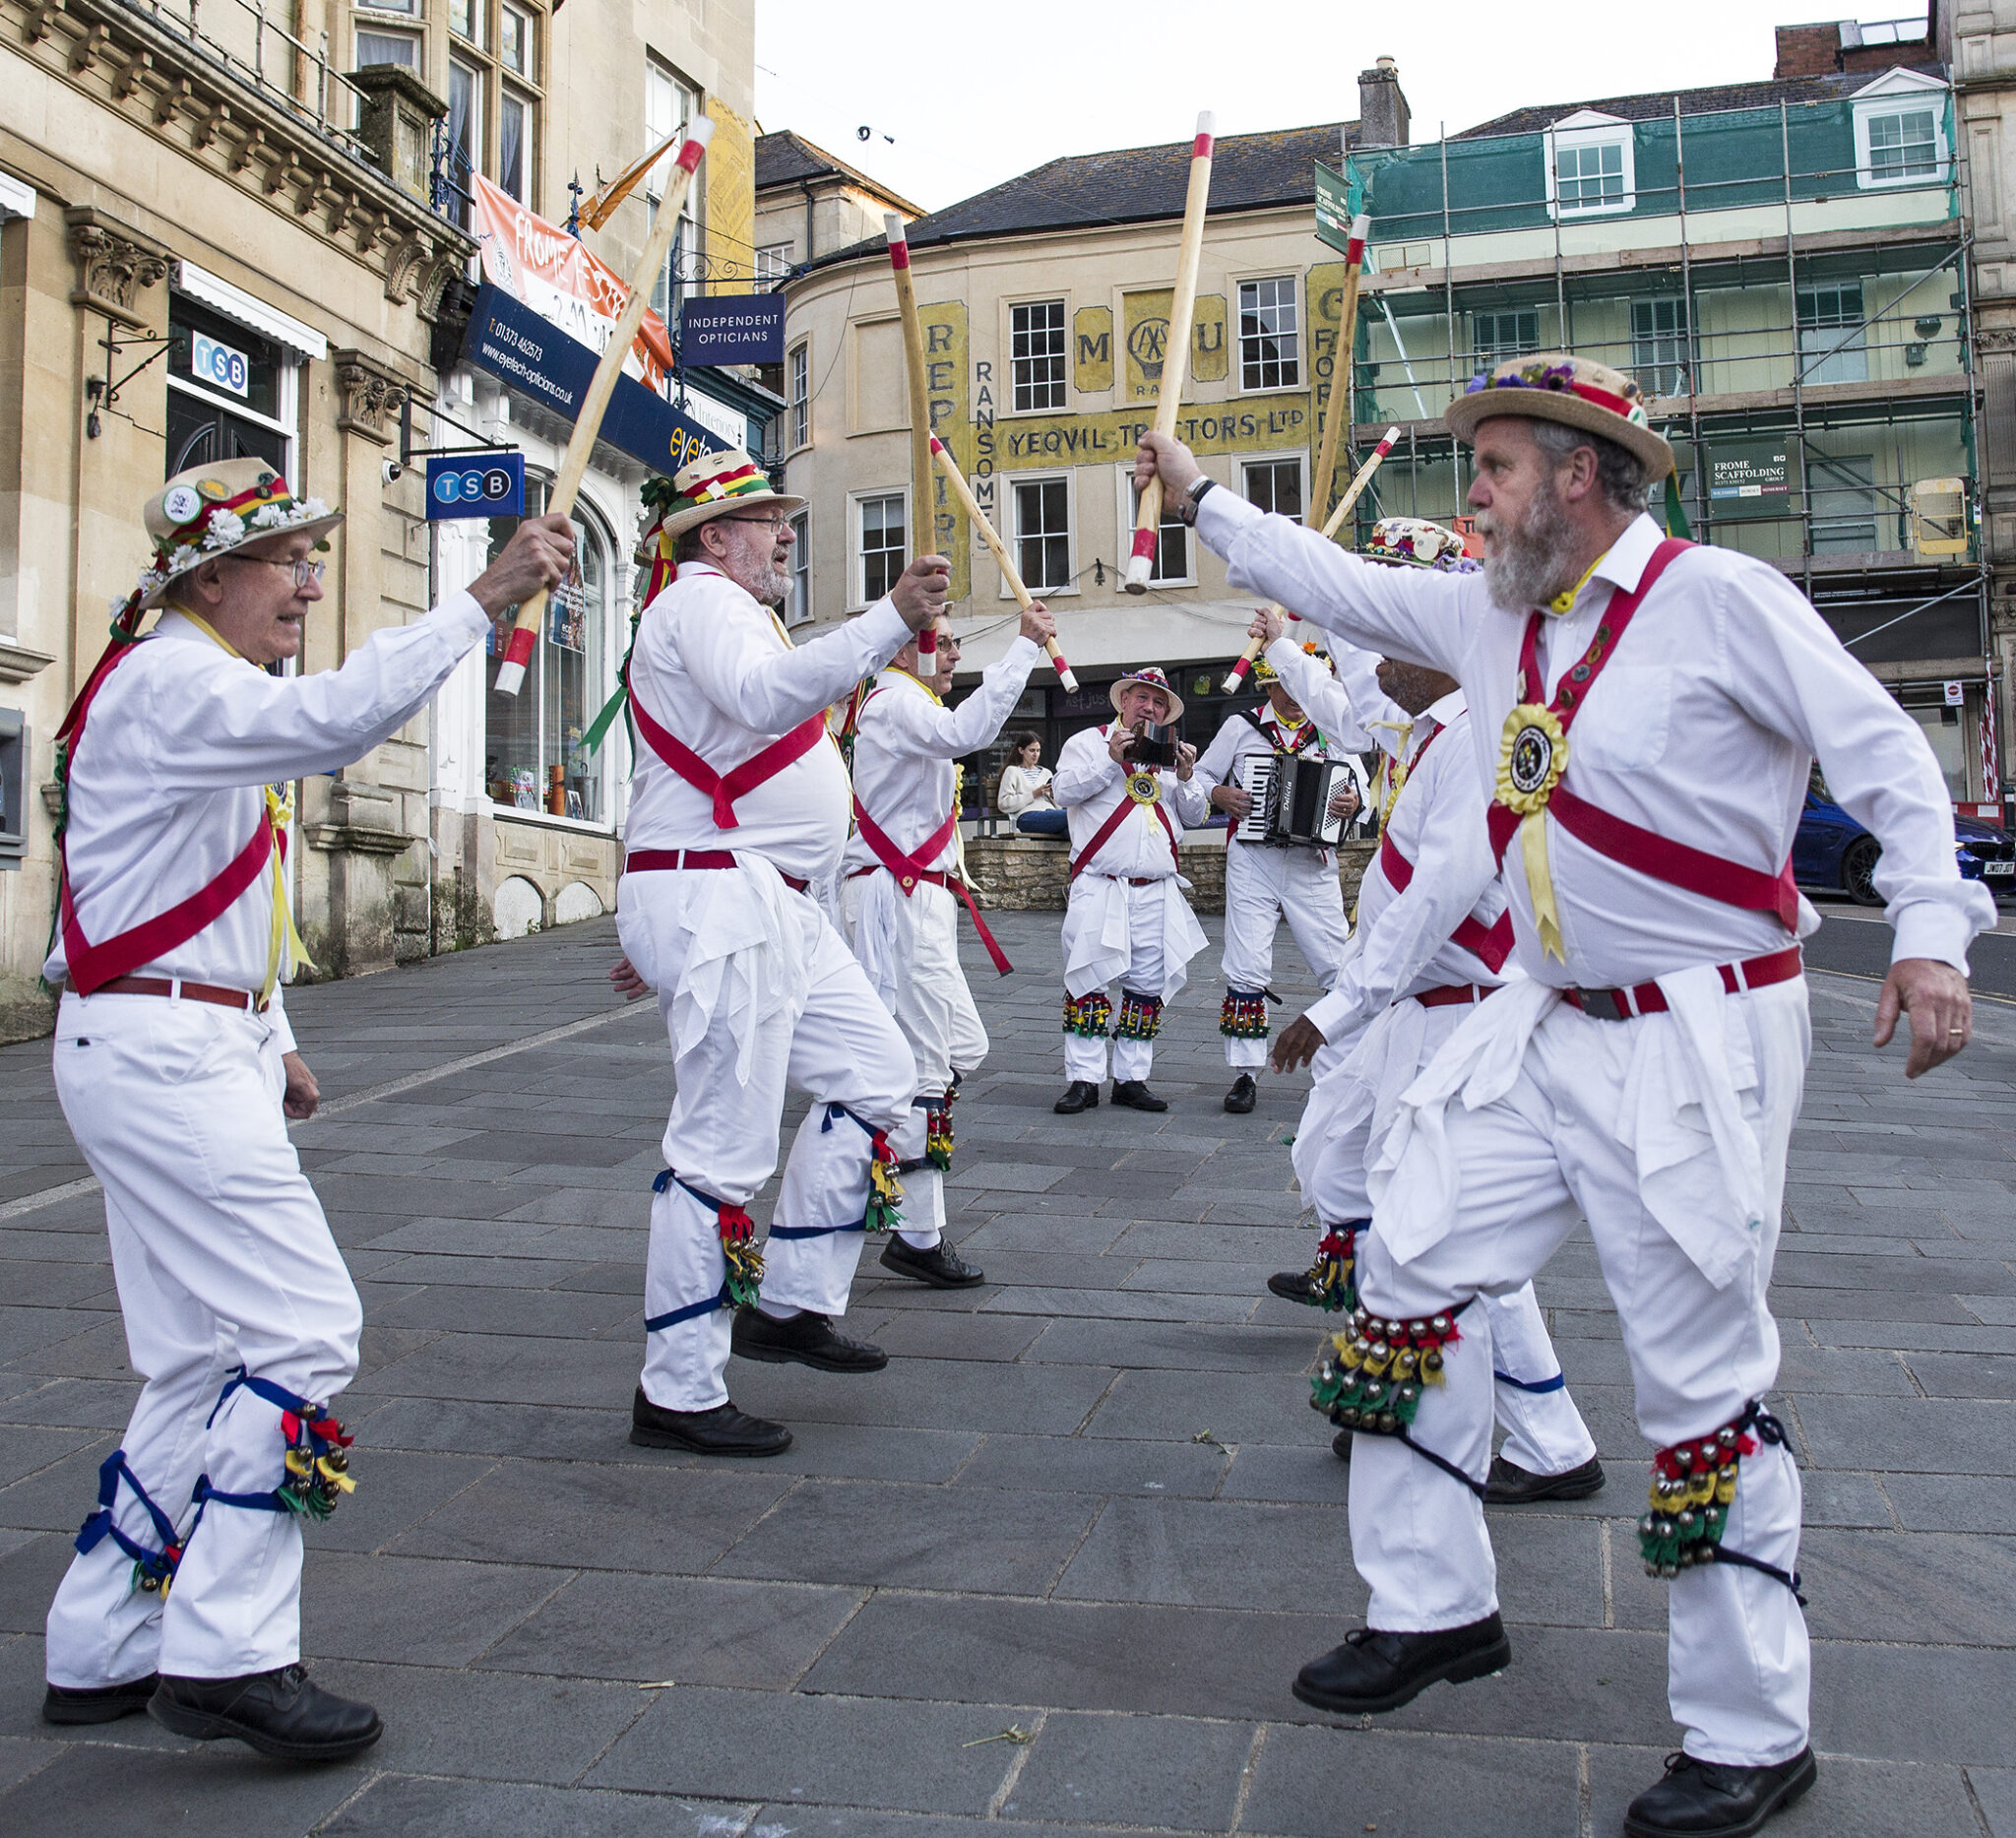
[1052,668,1210,1114]
[41,460,573,1758]
[842,598,1058,1285]
[1140,355,1989,1838]
[1253,547,1600,1504]
[611,448,943,1458]
[1194,644,1363,1113]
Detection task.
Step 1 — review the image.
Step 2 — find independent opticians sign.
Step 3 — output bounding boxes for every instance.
[680,294,787,365]
[425,452,526,521]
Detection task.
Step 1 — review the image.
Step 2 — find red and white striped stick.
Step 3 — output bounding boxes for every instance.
[495,119,715,694]
[1125,112,1217,595]
[1307,212,1370,538]
[928,434,1077,693]
[885,214,937,676]
[1221,425,1399,693]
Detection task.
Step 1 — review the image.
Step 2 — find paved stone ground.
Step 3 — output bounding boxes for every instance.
[0,910,2013,1838]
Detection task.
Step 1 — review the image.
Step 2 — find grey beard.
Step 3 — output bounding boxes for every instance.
[1481,480,1578,611]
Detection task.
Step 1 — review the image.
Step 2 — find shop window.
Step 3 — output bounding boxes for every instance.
[1237,278,1300,391]
[485,484,610,824]
[165,293,293,477]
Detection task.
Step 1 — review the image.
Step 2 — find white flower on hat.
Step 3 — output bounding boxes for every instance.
[202,508,247,550]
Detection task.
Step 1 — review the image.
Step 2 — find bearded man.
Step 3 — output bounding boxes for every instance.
[1140,354,1989,1838]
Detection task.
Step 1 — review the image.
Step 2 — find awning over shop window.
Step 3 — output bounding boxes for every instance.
[173,261,328,362]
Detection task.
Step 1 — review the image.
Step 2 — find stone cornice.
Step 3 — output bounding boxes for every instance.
[6,0,474,312]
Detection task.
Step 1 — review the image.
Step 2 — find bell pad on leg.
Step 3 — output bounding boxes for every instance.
[1640,1400,1801,1598]
[1114,989,1164,1041]
[1311,1302,1467,1435]
[1220,987,1270,1040]
[74,1451,185,1598]
[651,1169,765,1310]
[1062,990,1112,1038]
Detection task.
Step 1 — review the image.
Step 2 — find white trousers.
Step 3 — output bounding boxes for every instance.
[1220,842,1353,1070]
[1061,876,1194,1083]
[622,877,915,1413]
[45,991,361,1685]
[1351,985,1811,1767]
[842,873,987,1250]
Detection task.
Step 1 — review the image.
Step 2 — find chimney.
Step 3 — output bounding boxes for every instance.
[1773,21,1844,78]
[1357,56,1412,151]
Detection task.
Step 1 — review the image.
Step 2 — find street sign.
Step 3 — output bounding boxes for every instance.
[1945,678,1966,707]
[1314,161,1362,256]
[680,294,787,365]
[1705,438,1791,521]
[426,451,526,521]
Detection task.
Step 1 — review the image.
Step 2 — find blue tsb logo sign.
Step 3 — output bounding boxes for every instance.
[424,452,526,521]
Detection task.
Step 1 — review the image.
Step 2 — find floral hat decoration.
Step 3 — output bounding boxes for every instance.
[1253,638,1336,685]
[121,459,342,624]
[1361,516,1480,574]
[1442,352,1674,478]
[1109,665,1184,724]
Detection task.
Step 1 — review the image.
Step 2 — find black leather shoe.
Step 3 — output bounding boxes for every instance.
[1110,1080,1167,1112]
[43,1675,158,1725]
[1054,1080,1101,1114]
[1292,1612,1510,1714]
[1267,1264,1328,1305]
[1486,1452,1606,1503]
[881,1236,985,1288]
[1331,1427,1353,1463]
[150,1665,382,1762]
[1624,1747,1817,1838]
[630,1388,791,1456]
[732,1307,888,1373]
[1224,1072,1258,1113]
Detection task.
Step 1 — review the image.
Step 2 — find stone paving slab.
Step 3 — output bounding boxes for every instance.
[0,910,2012,1835]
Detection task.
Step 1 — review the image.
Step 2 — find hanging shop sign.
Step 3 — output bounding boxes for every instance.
[680,293,787,365]
[425,451,526,521]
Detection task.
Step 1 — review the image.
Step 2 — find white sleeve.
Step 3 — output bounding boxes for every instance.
[1195,717,1248,787]
[1169,770,1212,829]
[1723,566,1996,970]
[1053,729,1121,807]
[266,982,298,1055]
[681,590,913,733]
[882,638,1040,759]
[1266,640,1387,754]
[1197,491,1471,676]
[138,593,491,793]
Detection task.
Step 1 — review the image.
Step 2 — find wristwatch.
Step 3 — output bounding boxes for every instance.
[1177,475,1216,525]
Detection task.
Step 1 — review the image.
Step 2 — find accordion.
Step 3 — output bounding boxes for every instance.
[1232,751,1351,848]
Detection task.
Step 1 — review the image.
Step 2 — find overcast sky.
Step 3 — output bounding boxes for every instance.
[752,2,1932,215]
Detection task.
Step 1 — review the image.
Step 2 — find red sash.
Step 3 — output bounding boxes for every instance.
[56,641,278,996]
[1069,769,1180,881]
[852,796,1013,976]
[1484,541,1799,932]
[627,666,829,830]
[1377,832,1513,973]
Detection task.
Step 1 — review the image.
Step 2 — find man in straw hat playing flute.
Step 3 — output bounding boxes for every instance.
[840,597,1058,1288]
[607,448,948,1457]
[40,458,574,1759]
[1139,353,1989,1837]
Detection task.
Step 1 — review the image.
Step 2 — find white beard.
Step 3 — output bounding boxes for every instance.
[1480,480,1577,611]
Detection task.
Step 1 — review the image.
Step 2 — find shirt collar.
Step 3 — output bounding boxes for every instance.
[1421,688,1467,731]
[1583,513,1665,602]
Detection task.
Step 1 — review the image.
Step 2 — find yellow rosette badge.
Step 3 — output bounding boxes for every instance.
[1496,703,1570,961]
[1126,770,1162,806]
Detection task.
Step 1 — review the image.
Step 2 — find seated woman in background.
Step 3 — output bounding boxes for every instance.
[997,731,1068,835]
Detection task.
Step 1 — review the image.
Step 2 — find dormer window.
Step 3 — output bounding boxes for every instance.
[1545,111,1634,219]
[1851,71,1951,189]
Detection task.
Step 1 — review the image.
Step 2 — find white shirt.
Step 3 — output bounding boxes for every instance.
[997,762,1056,815]
[842,636,1040,875]
[45,595,492,1048]
[1193,689,1367,850]
[624,561,911,882]
[1052,724,1210,878]
[1199,495,1993,982]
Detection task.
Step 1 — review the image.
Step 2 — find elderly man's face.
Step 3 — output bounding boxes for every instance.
[1116,681,1171,729]
[184,530,325,665]
[700,510,794,603]
[1265,680,1306,726]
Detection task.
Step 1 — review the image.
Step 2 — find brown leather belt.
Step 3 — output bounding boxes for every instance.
[625,848,809,894]
[68,976,265,1013]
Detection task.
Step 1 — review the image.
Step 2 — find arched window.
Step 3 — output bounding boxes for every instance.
[483,481,611,823]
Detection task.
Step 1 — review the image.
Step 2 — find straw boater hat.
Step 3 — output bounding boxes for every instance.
[1253,638,1337,685]
[123,459,342,617]
[1109,665,1184,724]
[1442,352,1674,479]
[1360,516,1480,573]
[656,446,805,541]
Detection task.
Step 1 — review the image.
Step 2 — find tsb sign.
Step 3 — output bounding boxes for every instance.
[191,330,250,399]
[424,451,526,521]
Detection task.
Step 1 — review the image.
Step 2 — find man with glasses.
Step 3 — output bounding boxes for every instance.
[41,458,574,1760]
[606,447,947,1457]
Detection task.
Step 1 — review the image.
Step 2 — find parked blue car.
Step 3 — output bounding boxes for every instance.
[1795,768,2014,905]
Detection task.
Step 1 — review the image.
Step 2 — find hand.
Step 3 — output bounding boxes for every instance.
[1019,600,1056,646]
[1133,431,1204,502]
[1173,742,1197,783]
[1874,956,1972,1078]
[282,1050,320,1120]
[609,955,652,1002]
[1271,1014,1328,1074]
[1328,783,1361,822]
[1249,607,1288,648]
[1211,784,1253,818]
[890,554,953,632]
[1107,722,1139,766]
[468,513,576,617]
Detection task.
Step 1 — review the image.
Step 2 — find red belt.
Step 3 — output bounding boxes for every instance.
[849,864,949,888]
[846,863,1014,976]
[67,976,265,1013]
[1416,983,1487,1009]
[625,849,809,895]
[1562,945,1803,1021]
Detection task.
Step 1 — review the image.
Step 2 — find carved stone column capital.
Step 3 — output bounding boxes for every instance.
[333,349,410,444]
[64,206,171,329]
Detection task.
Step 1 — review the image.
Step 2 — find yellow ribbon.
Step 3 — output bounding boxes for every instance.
[1495,703,1570,962]
[1546,554,1604,616]
[173,610,315,1000]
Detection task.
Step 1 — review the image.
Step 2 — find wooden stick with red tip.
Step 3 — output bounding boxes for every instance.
[884,213,939,676]
[1221,425,1399,694]
[1125,111,1216,595]
[928,434,1078,693]
[494,118,715,695]
[1307,213,1371,534]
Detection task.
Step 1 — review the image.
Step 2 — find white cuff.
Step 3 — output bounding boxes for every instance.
[1195,487,1264,557]
[1302,986,1360,1044]
[1888,895,1988,975]
[432,588,491,647]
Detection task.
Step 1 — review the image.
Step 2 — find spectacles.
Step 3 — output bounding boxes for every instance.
[222,555,326,589]
[721,514,792,535]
